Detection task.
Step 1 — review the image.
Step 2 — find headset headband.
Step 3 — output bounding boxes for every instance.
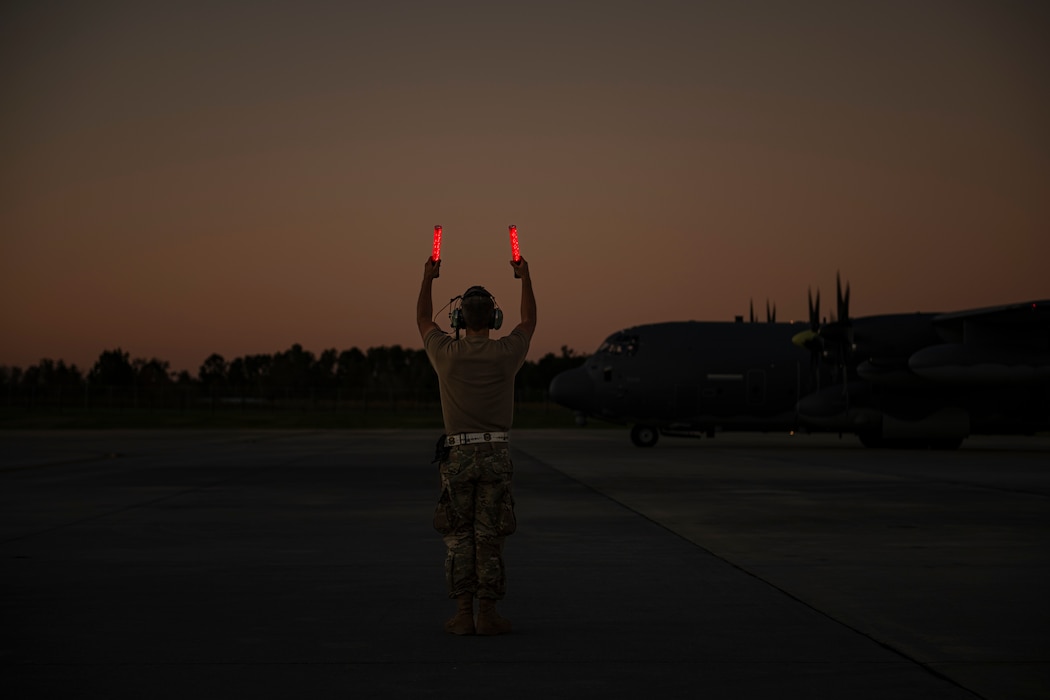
[463,286,491,300]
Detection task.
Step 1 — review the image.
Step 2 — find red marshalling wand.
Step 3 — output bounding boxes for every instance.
[431,225,442,278]
[509,225,521,277]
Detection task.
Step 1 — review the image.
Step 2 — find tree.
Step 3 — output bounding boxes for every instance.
[519,346,588,401]
[228,357,248,389]
[312,348,339,390]
[89,349,135,387]
[407,348,439,400]
[231,354,272,395]
[53,360,84,390]
[336,347,367,392]
[22,359,84,395]
[271,344,314,394]
[0,366,20,392]
[366,345,409,401]
[134,358,172,387]
[198,353,228,388]
[1,342,590,408]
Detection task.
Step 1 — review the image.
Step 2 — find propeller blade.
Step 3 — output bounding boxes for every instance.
[836,272,851,322]
[808,287,821,331]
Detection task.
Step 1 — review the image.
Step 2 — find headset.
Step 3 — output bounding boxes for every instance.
[450,286,503,331]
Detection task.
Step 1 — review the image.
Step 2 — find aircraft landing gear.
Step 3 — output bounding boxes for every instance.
[630,424,659,448]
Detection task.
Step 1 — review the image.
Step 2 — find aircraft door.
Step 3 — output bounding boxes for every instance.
[747,369,766,406]
[675,384,700,417]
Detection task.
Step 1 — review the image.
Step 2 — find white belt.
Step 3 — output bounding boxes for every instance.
[446,432,509,447]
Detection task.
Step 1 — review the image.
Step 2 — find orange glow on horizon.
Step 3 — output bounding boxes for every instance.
[1,3,1047,374]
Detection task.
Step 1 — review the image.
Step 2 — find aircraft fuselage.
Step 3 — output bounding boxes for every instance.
[549,321,816,436]
[549,309,1050,447]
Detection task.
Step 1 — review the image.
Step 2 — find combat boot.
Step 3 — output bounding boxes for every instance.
[444,593,475,635]
[476,598,512,635]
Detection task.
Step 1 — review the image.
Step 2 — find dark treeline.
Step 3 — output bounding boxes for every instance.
[1,344,588,410]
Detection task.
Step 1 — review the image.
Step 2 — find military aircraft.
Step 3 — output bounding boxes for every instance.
[548,280,1050,448]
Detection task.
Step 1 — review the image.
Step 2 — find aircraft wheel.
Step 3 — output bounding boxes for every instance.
[630,424,659,448]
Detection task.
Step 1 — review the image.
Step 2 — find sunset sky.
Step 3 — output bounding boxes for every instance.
[2,0,1048,374]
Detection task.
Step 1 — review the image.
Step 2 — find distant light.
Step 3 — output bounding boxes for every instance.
[432,225,442,262]
[509,225,520,262]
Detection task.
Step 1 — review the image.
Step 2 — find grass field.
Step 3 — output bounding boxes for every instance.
[0,402,602,430]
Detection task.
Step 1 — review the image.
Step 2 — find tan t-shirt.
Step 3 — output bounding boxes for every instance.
[424,328,531,434]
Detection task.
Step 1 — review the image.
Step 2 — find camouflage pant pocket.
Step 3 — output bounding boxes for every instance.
[433,488,453,534]
[497,488,517,536]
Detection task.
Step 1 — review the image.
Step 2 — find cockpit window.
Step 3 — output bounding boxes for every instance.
[596,333,639,357]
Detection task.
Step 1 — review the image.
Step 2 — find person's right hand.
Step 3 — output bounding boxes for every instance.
[423,257,441,281]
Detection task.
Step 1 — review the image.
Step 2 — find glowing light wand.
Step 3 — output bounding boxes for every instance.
[509,225,521,277]
[431,225,442,277]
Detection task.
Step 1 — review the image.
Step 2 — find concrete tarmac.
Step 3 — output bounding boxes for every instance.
[1,429,1048,699]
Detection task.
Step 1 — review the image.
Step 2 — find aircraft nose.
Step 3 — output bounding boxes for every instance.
[548,366,594,411]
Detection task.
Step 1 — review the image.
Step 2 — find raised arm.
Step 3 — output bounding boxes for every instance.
[511,257,536,338]
[417,257,441,341]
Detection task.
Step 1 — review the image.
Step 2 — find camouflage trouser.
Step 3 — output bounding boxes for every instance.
[433,443,517,600]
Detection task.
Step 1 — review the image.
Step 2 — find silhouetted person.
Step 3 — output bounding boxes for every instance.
[417,255,536,635]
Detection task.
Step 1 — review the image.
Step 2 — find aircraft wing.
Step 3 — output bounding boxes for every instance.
[909,300,1050,384]
[932,299,1050,331]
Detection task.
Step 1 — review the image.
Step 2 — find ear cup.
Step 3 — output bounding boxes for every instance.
[454,287,502,331]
